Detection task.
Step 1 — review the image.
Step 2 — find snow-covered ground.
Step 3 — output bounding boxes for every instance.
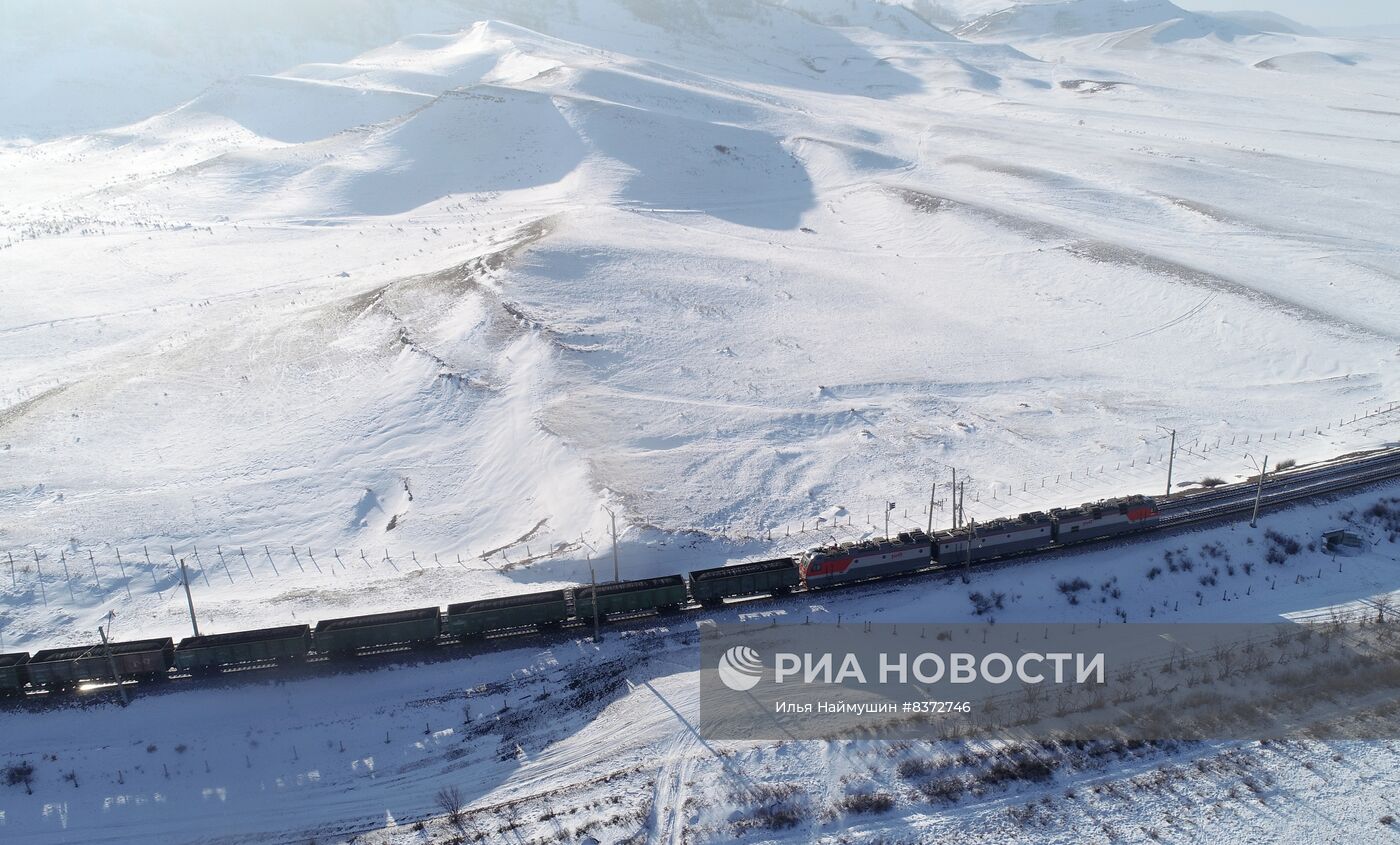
[2,484,1399,844]
[3,1,1400,839]
[3,0,1399,654]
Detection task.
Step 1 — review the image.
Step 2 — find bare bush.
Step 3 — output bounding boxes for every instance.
[4,760,35,794]
[1265,530,1301,556]
[740,804,803,830]
[839,792,894,814]
[968,591,1004,616]
[1057,578,1091,595]
[1374,594,1394,624]
[978,756,1056,786]
[918,776,967,804]
[435,785,467,831]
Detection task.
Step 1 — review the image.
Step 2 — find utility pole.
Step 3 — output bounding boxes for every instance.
[98,623,129,707]
[1164,428,1176,497]
[179,559,200,637]
[964,518,975,575]
[926,483,936,536]
[951,468,958,528]
[587,558,602,643]
[1250,455,1269,528]
[602,506,620,583]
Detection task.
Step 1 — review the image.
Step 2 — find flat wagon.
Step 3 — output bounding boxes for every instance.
[0,652,30,695]
[175,625,311,673]
[26,638,174,688]
[445,590,569,638]
[689,557,798,605]
[313,607,441,654]
[574,575,687,621]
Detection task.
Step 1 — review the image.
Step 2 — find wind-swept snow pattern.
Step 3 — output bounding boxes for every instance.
[2,0,1400,696]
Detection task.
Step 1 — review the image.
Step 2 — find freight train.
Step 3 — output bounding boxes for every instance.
[0,495,1157,696]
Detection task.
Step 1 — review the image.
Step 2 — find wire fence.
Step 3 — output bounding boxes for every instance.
[745,399,1400,551]
[1,401,1397,631]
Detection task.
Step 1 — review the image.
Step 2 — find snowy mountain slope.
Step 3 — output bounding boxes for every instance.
[0,0,502,143]
[3,4,1400,843]
[956,0,1256,42]
[1210,9,1319,36]
[1,0,1399,659]
[774,0,952,37]
[0,0,935,144]
[1253,50,1361,72]
[900,0,1048,26]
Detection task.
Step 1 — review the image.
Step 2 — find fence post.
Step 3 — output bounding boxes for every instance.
[33,550,47,606]
[60,550,76,601]
[115,548,132,597]
[216,546,234,583]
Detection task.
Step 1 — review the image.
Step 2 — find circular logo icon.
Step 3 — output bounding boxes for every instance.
[717,645,763,691]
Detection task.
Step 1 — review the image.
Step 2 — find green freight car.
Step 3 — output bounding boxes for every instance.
[0,653,29,695]
[175,625,311,673]
[26,638,174,687]
[574,575,687,621]
[445,590,569,638]
[313,607,441,654]
[689,557,798,605]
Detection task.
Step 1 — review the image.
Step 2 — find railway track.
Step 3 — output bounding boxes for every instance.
[5,445,1400,708]
[1161,446,1400,526]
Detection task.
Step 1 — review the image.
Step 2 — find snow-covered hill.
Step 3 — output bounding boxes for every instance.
[2,0,1399,656]
[1210,9,1319,36]
[955,0,1255,42]
[3,2,1400,842]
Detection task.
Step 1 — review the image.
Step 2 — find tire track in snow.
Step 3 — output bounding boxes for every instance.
[648,727,698,845]
[1065,292,1216,352]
